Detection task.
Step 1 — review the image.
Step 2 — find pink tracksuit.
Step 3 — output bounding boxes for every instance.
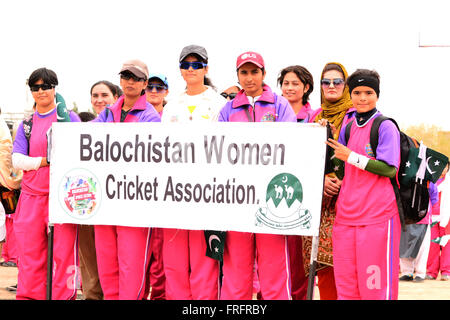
[163,228,220,299]
[334,113,401,300]
[13,109,80,300]
[92,94,160,299]
[427,177,450,278]
[218,85,296,300]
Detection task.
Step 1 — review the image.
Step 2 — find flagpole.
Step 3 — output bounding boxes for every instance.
[306,235,319,300]
[307,123,331,300]
[46,223,54,300]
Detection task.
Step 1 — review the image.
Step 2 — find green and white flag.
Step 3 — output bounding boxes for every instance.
[400,143,449,185]
[424,148,449,183]
[431,235,450,247]
[204,230,226,261]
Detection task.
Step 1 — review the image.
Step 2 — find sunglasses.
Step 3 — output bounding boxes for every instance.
[179,61,207,70]
[120,73,146,82]
[30,84,55,92]
[321,78,345,88]
[146,84,167,92]
[220,92,237,100]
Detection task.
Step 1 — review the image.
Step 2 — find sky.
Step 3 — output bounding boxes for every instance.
[0,0,449,130]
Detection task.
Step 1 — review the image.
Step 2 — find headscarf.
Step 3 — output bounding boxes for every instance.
[315,62,353,138]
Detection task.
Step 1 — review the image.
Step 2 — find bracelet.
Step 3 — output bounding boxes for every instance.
[347,151,369,170]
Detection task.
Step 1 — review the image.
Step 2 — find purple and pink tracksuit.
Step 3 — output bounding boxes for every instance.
[427,177,450,278]
[218,85,296,300]
[334,112,401,300]
[13,109,80,300]
[92,94,160,299]
[295,102,314,123]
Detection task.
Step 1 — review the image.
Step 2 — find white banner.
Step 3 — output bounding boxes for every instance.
[49,122,327,236]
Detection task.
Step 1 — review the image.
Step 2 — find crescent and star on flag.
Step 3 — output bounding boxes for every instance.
[208,234,221,253]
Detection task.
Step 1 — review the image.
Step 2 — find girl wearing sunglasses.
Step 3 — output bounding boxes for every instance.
[92,59,161,300]
[142,73,168,300]
[12,67,81,300]
[304,62,356,300]
[145,73,169,117]
[161,45,225,300]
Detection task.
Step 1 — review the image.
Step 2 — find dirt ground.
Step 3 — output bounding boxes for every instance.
[0,264,449,300]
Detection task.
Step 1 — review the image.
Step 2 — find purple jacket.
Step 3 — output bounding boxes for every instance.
[218,85,296,122]
[93,95,161,123]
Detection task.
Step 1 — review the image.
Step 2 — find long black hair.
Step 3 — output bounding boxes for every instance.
[278,65,314,105]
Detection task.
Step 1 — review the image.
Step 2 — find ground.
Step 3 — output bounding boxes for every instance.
[1,265,449,300]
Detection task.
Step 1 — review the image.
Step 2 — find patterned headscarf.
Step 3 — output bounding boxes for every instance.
[315,62,353,138]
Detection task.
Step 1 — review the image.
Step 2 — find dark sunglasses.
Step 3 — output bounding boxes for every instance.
[30,84,55,92]
[146,84,167,92]
[179,61,207,70]
[120,73,146,82]
[321,78,345,88]
[220,92,237,100]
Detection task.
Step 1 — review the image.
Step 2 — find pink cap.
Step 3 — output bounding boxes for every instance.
[236,51,265,69]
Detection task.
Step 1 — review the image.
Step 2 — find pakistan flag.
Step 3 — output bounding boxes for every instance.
[204,230,226,261]
[399,144,449,185]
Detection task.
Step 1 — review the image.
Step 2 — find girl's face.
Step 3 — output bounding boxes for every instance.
[180,55,208,87]
[145,79,168,107]
[237,63,266,98]
[120,74,148,99]
[350,86,378,113]
[281,72,308,105]
[31,79,56,108]
[322,70,345,103]
[91,83,117,114]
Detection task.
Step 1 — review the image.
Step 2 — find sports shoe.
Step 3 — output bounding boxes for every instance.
[414,276,424,283]
[399,274,414,281]
[441,274,450,281]
[425,274,436,280]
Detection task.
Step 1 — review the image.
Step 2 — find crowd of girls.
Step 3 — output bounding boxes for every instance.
[1,44,447,300]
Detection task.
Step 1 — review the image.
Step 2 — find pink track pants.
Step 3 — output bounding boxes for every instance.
[332,215,401,300]
[427,223,450,278]
[94,225,152,300]
[14,192,78,300]
[220,231,291,300]
[163,228,220,300]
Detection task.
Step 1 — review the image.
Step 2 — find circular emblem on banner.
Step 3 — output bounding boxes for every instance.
[59,168,101,220]
[255,173,311,230]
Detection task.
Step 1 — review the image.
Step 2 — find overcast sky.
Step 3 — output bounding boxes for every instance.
[1,0,449,130]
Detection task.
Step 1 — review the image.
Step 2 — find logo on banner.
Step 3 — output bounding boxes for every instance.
[255,173,311,230]
[59,168,101,220]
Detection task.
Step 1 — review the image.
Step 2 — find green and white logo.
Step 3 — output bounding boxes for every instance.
[255,173,312,230]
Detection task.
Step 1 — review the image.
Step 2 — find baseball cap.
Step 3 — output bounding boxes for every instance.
[236,51,265,70]
[179,45,208,62]
[148,73,169,89]
[119,59,149,80]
